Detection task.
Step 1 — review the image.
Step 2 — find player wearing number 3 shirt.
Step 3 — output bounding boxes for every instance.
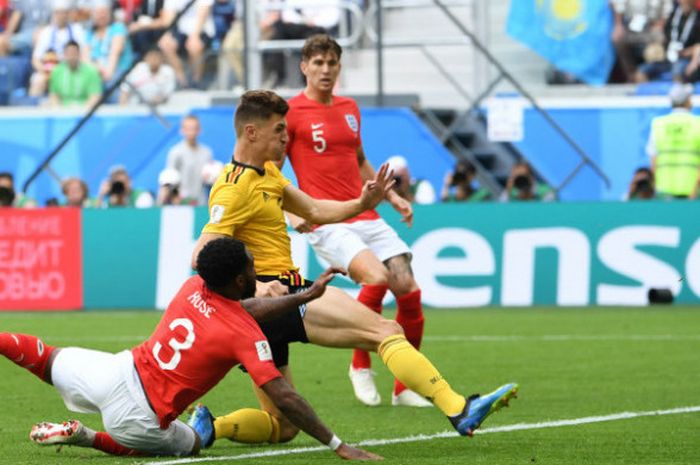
[0,238,379,460]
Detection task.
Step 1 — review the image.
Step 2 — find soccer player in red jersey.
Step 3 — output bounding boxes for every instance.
[0,238,380,460]
[282,34,428,407]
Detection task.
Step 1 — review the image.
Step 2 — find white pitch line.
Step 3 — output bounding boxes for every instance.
[142,405,700,465]
[424,334,700,342]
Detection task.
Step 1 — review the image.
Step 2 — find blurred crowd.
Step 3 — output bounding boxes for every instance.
[0,0,348,106]
[549,0,700,85]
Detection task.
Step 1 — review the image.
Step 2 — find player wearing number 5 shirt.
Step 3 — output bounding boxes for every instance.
[0,238,379,460]
[283,34,429,408]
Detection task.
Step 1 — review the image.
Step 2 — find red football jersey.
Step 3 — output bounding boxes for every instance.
[286,92,379,223]
[132,275,281,428]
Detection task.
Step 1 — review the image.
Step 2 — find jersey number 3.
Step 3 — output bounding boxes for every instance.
[312,127,327,153]
[152,318,196,370]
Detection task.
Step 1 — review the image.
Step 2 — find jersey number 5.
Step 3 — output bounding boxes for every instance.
[152,318,196,370]
[312,128,327,153]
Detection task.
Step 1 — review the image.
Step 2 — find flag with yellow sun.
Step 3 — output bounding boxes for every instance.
[507,0,614,85]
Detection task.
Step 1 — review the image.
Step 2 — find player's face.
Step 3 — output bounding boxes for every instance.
[302,52,341,93]
[255,114,288,161]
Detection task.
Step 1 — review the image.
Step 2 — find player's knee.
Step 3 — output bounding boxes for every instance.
[391,276,419,296]
[277,421,300,443]
[377,318,404,341]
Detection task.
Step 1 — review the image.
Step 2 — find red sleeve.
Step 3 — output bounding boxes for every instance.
[353,100,362,148]
[235,333,282,387]
[285,102,297,157]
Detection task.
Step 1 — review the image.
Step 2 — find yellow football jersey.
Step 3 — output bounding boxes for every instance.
[203,160,297,275]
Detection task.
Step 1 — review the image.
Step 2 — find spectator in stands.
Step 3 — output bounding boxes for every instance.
[0,172,37,207]
[646,83,700,198]
[61,176,94,207]
[0,0,8,32]
[635,0,700,83]
[385,155,436,204]
[259,0,335,88]
[625,167,656,200]
[119,47,175,104]
[440,158,491,202]
[611,0,672,83]
[156,0,215,88]
[85,0,134,90]
[48,40,102,106]
[29,0,87,97]
[165,114,213,205]
[0,0,51,57]
[500,161,555,202]
[127,0,164,56]
[156,167,198,205]
[97,164,154,207]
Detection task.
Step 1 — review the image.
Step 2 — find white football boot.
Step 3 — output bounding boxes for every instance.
[392,389,433,407]
[30,420,90,447]
[348,366,381,406]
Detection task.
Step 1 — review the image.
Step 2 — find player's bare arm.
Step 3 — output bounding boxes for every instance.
[192,232,288,297]
[357,146,413,227]
[282,163,394,225]
[242,267,346,321]
[261,377,383,461]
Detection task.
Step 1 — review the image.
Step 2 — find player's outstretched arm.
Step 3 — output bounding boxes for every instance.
[282,163,394,225]
[242,267,345,322]
[261,377,383,461]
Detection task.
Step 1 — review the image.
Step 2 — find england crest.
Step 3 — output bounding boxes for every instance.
[344,114,358,132]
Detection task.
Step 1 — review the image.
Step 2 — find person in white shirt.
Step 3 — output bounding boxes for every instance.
[120,48,176,105]
[165,114,213,204]
[29,0,87,96]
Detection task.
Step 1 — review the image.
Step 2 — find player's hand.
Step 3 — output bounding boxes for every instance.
[256,280,289,297]
[287,211,315,233]
[361,163,395,209]
[304,267,346,300]
[387,190,414,227]
[335,443,383,460]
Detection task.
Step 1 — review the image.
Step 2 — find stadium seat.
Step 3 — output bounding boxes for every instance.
[0,56,31,106]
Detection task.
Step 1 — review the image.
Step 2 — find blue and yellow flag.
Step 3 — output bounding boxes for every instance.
[507,0,614,85]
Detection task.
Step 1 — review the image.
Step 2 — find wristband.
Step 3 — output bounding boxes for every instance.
[327,434,343,451]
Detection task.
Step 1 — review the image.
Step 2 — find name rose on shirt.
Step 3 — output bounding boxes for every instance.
[187,291,217,319]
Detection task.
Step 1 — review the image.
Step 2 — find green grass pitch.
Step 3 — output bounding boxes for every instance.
[1,307,699,464]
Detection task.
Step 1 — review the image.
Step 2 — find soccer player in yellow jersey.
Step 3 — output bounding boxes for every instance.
[189,90,518,448]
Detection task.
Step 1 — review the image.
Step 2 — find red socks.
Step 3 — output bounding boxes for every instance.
[393,289,424,395]
[93,432,140,456]
[351,284,388,369]
[0,333,56,382]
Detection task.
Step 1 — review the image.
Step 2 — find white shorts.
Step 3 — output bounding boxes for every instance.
[306,218,411,270]
[51,348,196,456]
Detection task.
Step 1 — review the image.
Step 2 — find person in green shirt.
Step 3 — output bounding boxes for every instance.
[441,159,492,202]
[49,39,102,107]
[500,161,555,202]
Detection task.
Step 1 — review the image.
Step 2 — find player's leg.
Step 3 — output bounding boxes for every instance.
[358,219,429,406]
[208,365,295,445]
[307,224,389,406]
[384,253,430,406]
[0,332,58,383]
[303,287,464,410]
[304,290,518,436]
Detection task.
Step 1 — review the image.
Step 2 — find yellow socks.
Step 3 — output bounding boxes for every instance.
[378,334,466,416]
[213,408,281,443]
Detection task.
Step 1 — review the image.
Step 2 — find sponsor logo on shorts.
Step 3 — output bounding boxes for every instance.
[255,340,273,362]
[210,205,225,224]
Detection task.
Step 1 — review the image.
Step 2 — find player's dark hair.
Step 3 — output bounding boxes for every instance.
[0,171,13,183]
[234,90,289,136]
[196,237,250,289]
[302,34,342,61]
